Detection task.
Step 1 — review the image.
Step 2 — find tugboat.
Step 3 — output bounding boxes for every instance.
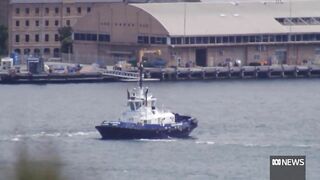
[95,50,198,139]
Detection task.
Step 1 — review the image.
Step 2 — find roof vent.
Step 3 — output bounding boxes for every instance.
[220,14,226,17]
[261,1,267,5]
[230,1,239,6]
[233,13,239,17]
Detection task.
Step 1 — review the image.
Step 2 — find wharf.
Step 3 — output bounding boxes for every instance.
[0,72,115,84]
[144,65,320,81]
[1,65,320,84]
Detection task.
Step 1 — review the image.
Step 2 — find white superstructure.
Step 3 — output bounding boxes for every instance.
[120,87,175,125]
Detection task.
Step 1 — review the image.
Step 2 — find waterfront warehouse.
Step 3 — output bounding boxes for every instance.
[6,0,320,66]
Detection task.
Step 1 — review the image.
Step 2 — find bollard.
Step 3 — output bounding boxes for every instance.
[294,67,298,78]
[255,67,259,78]
[202,70,206,80]
[307,67,312,77]
[175,71,180,80]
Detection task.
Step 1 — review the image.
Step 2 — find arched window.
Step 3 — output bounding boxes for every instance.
[24,48,31,55]
[34,48,41,56]
[44,48,51,55]
[14,49,21,54]
[53,48,60,57]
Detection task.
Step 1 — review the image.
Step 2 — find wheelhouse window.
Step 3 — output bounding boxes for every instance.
[135,102,142,110]
[129,102,135,111]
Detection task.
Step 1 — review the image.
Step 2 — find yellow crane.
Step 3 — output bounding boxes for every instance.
[137,49,161,88]
[138,49,161,63]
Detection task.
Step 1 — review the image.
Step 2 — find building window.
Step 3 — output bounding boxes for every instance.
[25,8,30,15]
[216,37,222,43]
[269,35,275,42]
[16,20,20,27]
[44,48,50,55]
[254,55,260,61]
[256,45,267,52]
[98,34,110,42]
[35,20,39,27]
[55,20,59,26]
[25,20,29,27]
[45,8,49,14]
[16,8,20,15]
[210,37,216,43]
[55,34,59,41]
[77,7,81,14]
[222,36,229,43]
[24,49,30,55]
[66,7,71,14]
[45,20,49,26]
[66,20,71,26]
[35,34,39,42]
[55,7,59,14]
[34,49,40,56]
[15,35,20,43]
[53,48,60,57]
[190,37,195,44]
[87,7,91,13]
[184,37,190,44]
[74,33,107,41]
[229,36,235,43]
[87,34,97,41]
[138,36,149,44]
[35,7,40,15]
[25,34,30,42]
[203,37,209,44]
[15,49,21,54]
[175,37,182,44]
[150,36,167,44]
[249,36,255,43]
[45,34,49,42]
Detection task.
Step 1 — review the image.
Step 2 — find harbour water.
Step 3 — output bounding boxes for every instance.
[0,79,319,180]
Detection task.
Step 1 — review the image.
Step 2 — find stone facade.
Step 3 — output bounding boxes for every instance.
[8,1,95,60]
[7,1,320,66]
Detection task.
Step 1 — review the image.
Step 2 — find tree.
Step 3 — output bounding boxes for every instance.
[58,26,73,54]
[0,25,8,55]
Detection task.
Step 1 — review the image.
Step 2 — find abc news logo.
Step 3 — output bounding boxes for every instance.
[270,156,306,180]
[272,158,305,166]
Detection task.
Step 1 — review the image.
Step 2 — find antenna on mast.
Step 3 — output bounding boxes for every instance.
[138,49,144,89]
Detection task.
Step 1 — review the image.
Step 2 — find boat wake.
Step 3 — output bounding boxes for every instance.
[194,140,316,148]
[0,131,99,142]
[195,141,215,145]
[136,139,177,142]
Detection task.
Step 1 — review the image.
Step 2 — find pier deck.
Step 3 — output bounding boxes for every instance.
[1,65,320,84]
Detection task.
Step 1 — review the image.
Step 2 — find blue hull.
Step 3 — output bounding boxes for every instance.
[95,114,198,139]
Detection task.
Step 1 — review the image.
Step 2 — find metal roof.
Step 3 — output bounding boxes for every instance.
[132,0,320,36]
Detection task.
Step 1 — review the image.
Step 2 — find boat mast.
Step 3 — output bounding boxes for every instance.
[138,49,144,89]
[139,60,143,89]
[138,49,161,89]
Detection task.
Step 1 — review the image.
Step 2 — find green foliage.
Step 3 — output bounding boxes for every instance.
[58,26,73,54]
[0,25,8,55]
[14,148,62,180]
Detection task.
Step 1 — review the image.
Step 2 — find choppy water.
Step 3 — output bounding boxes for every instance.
[0,79,319,180]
